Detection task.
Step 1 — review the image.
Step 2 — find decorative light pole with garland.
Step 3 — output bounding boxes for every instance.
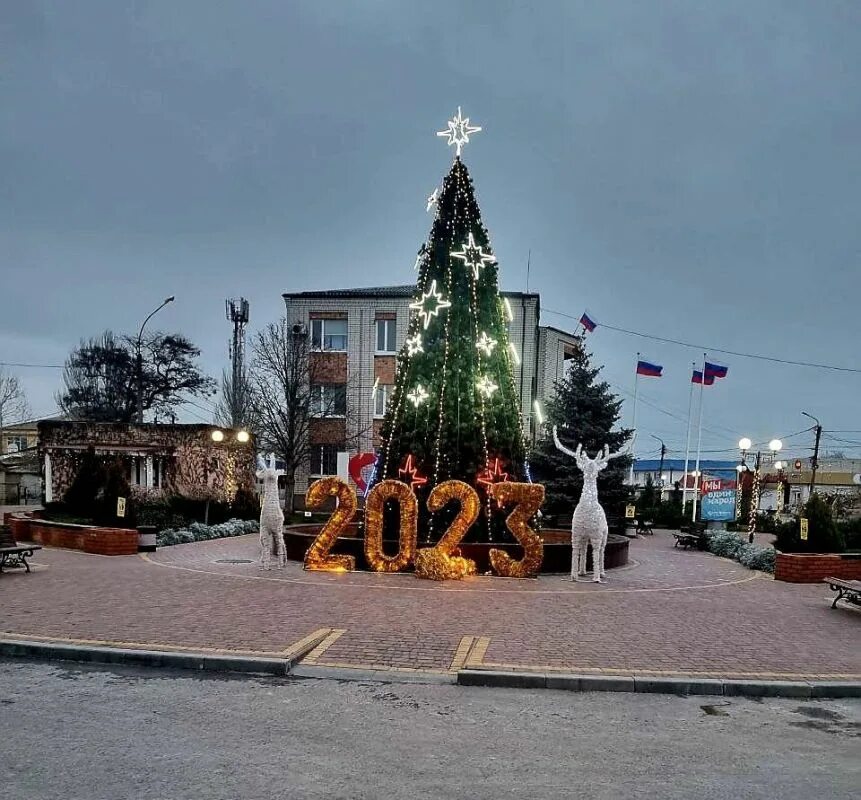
[373,108,530,542]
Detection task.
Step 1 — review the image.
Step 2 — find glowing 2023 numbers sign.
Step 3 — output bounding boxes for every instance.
[303,477,545,580]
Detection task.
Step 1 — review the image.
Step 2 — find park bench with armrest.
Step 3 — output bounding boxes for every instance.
[673,522,706,550]
[0,526,42,573]
[823,577,861,609]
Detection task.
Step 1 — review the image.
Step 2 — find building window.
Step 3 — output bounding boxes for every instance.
[310,384,347,417]
[376,319,397,353]
[374,384,394,417]
[310,443,340,476]
[310,318,347,351]
[5,436,29,453]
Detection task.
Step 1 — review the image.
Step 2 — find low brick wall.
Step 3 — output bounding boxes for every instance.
[9,515,138,556]
[774,551,861,583]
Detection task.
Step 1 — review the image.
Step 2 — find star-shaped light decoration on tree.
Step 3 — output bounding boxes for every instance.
[436,106,481,157]
[450,232,496,280]
[406,384,429,408]
[426,187,439,213]
[476,457,510,490]
[405,332,423,356]
[398,454,428,490]
[476,374,499,398]
[409,279,451,330]
[475,331,497,357]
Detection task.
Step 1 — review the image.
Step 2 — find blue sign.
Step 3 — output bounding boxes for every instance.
[701,489,736,522]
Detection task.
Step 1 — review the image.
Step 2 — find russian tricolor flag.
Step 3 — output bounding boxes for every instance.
[579,311,597,333]
[636,359,663,377]
[705,361,728,379]
[692,370,714,385]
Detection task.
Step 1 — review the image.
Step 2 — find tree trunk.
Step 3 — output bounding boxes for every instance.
[282,475,296,518]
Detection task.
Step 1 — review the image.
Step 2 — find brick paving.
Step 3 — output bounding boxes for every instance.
[1,532,858,678]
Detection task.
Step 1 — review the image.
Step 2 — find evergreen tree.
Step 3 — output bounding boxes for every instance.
[530,344,633,521]
[375,153,526,542]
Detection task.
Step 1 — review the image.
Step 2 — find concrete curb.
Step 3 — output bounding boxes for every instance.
[457,669,861,699]
[0,639,292,676]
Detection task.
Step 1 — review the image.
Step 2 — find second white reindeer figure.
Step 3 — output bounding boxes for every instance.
[553,426,626,583]
[256,454,287,570]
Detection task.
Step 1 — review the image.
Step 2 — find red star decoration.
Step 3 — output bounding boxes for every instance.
[399,454,428,490]
[476,457,509,490]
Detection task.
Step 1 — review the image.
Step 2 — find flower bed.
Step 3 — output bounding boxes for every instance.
[704,531,776,574]
[9,514,139,556]
[156,518,258,547]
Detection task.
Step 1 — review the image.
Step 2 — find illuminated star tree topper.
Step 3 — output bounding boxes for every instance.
[436,106,481,157]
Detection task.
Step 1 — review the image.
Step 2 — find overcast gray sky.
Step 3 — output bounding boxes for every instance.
[2,0,859,461]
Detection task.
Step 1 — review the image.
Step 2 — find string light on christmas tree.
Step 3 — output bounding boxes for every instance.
[406,384,429,408]
[436,106,482,157]
[409,279,451,329]
[476,374,499,398]
[451,232,496,279]
[405,332,423,356]
[475,331,497,356]
[398,454,428,490]
[426,187,439,212]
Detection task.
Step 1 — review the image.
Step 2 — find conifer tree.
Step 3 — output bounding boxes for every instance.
[530,344,633,521]
[375,111,527,542]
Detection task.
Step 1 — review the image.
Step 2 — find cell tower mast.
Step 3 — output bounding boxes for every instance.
[225,297,250,427]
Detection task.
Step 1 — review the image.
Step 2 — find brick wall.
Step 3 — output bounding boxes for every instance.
[774,552,861,583]
[9,516,139,556]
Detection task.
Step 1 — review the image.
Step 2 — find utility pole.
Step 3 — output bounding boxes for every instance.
[802,412,822,499]
[650,434,666,498]
[226,298,250,427]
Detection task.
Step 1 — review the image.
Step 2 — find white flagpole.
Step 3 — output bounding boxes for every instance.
[691,352,707,522]
[629,352,640,485]
[681,361,695,513]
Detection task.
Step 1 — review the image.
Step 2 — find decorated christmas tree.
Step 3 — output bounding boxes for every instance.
[374,109,528,542]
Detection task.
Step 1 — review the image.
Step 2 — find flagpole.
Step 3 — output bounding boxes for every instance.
[629,352,640,484]
[691,352,707,522]
[681,361,695,513]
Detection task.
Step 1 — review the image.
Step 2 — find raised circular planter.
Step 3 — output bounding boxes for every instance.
[284,524,629,575]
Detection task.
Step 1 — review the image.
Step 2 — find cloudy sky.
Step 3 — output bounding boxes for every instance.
[2,0,859,461]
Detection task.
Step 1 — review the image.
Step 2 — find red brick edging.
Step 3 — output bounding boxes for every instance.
[9,515,138,556]
[774,551,861,583]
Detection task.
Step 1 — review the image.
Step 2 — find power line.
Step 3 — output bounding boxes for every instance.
[543,308,861,374]
[0,361,64,369]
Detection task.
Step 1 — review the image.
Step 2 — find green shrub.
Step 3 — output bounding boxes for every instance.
[837,517,861,551]
[773,494,845,553]
[64,447,105,517]
[706,531,745,559]
[704,530,775,574]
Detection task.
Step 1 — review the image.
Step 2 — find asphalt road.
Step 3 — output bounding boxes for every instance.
[2,660,859,800]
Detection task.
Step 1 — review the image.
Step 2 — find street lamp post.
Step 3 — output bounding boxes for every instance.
[747,438,782,544]
[136,296,175,423]
[650,434,666,498]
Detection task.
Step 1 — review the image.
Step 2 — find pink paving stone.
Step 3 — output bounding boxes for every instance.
[1,532,858,678]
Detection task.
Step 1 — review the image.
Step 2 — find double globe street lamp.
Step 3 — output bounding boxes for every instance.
[737,436,782,543]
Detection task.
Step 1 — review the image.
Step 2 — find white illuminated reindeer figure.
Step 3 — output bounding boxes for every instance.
[553,426,626,583]
[256,453,286,570]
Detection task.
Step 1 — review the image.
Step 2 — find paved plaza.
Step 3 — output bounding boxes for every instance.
[2,531,858,679]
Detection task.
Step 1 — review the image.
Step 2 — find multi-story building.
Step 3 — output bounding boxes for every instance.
[282,285,580,502]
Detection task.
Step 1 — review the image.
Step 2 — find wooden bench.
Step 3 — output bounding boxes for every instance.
[0,526,42,574]
[673,522,706,550]
[823,577,861,610]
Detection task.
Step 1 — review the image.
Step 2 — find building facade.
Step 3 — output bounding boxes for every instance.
[38,421,256,504]
[282,285,580,500]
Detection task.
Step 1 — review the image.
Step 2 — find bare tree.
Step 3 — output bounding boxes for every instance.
[0,368,30,452]
[214,367,253,430]
[248,320,366,513]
